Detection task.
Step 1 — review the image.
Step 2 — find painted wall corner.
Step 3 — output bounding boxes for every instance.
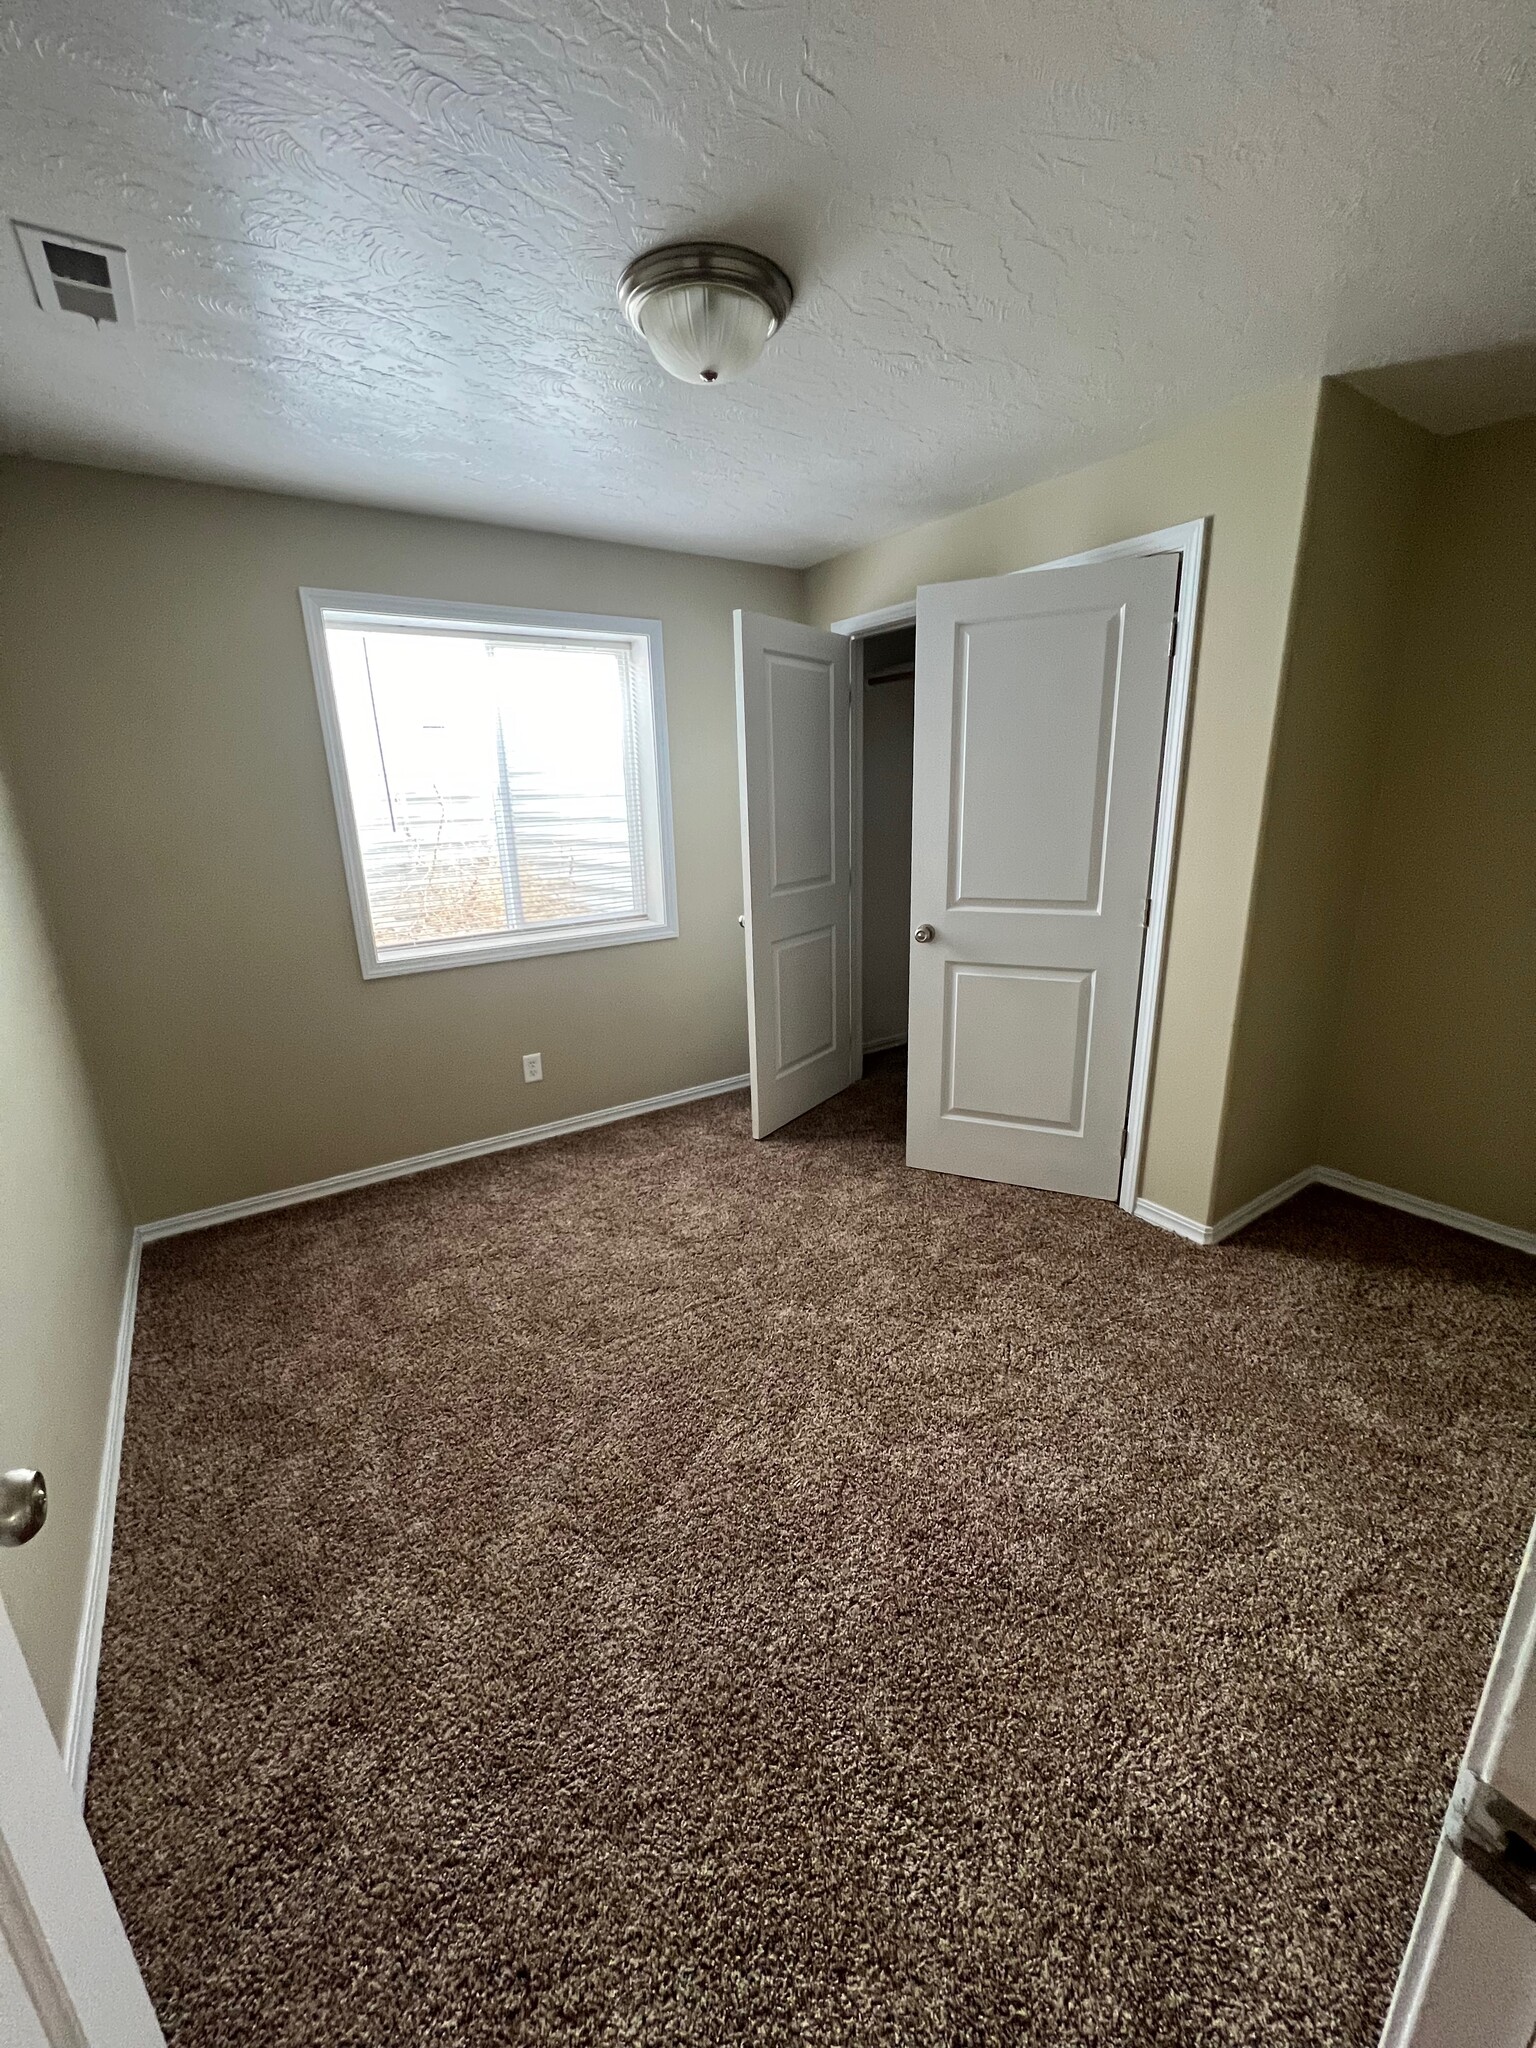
[1209,378,1434,1222]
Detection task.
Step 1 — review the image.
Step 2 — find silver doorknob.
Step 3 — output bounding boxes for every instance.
[913,924,935,943]
[0,1469,46,1547]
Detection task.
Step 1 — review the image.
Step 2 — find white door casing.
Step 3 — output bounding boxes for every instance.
[1381,1516,1536,2047]
[734,613,857,1138]
[905,554,1180,1196]
[0,1596,163,2046]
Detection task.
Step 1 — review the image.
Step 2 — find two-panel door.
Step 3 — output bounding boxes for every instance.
[905,555,1179,1195]
[733,614,858,1138]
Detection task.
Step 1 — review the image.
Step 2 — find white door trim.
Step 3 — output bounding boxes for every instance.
[830,518,1208,1213]
[830,598,918,637]
[848,631,867,1078]
[61,1237,141,1804]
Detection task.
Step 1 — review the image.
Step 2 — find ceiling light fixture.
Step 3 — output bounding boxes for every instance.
[618,242,793,387]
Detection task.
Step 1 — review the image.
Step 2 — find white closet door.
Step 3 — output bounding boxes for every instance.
[905,554,1178,1195]
[1381,1516,1536,2047]
[0,1596,164,2046]
[734,612,857,1138]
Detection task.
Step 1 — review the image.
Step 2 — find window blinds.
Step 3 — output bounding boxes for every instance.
[324,623,650,956]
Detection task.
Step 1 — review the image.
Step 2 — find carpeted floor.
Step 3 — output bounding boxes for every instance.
[88,1055,1536,2046]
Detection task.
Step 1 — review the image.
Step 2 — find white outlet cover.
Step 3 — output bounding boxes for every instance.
[522,1053,543,1082]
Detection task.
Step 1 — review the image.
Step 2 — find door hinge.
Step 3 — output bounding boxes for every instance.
[1119,1126,1129,1159]
[1168,617,1178,662]
[1447,1767,1536,1926]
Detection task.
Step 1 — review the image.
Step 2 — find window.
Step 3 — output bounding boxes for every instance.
[302,592,676,977]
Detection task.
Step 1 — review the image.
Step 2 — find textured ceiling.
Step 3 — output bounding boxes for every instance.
[0,0,1532,566]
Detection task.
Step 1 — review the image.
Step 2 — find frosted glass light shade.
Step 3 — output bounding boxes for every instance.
[635,283,776,385]
[619,243,793,388]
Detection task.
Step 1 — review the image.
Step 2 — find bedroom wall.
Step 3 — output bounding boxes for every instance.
[0,460,801,1223]
[5,387,1521,1272]
[1211,383,1433,1218]
[0,761,131,1740]
[807,380,1322,1227]
[1321,416,1536,1234]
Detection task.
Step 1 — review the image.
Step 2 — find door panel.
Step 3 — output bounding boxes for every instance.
[773,926,838,1073]
[945,963,1092,1129]
[950,608,1120,909]
[735,614,856,1138]
[907,555,1178,1196]
[766,658,837,889]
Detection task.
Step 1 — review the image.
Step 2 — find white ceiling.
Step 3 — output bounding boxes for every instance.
[0,0,1531,567]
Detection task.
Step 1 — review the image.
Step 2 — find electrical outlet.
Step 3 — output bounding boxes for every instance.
[522,1052,543,1083]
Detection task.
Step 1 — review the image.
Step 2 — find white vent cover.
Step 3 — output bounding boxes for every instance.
[13,224,134,327]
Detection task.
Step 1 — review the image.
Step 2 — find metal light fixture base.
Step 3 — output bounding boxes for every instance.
[618,241,794,335]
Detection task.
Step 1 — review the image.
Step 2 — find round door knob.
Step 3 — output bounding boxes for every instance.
[913,923,935,943]
[0,1469,46,1547]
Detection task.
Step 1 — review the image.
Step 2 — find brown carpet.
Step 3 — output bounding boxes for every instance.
[88,1055,1536,2046]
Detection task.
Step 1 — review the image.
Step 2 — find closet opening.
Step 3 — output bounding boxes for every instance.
[853,620,915,1069]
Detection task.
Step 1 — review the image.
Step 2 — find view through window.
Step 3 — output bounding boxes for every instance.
[307,599,674,974]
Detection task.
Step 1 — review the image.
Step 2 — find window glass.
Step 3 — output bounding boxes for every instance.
[306,599,673,975]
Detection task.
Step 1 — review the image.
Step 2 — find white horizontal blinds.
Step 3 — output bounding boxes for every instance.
[488,636,646,930]
[324,620,647,956]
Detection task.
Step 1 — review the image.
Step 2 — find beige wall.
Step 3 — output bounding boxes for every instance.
[1322,418,1536,1232]
[4,383,1520,1299]
[1212,384,1433,1216]
[809,381,1322,1223]
[0,763,131,1739]
[0,460,801,1223]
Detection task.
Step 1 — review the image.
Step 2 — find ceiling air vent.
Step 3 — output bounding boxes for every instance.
[13,224,134,328]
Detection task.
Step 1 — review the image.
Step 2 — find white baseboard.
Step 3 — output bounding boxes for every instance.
[1131,1197,1213,1246]
[140,1073,751,1242]
[63,1071,750,1796]
[1212,1167,1319,1244]
[862,1032,908,1056]
[1310,1167,1535,1256]
[1135,1167,1314,1247]
[63,1228,142,1804]
[1136,1167,1534,1256]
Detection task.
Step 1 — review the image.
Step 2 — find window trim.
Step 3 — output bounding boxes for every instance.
[299,588,679,979]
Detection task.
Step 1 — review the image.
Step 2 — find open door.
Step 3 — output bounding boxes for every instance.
[733,612,857,1138]
[906,553,1179,1195]
[0,1596,163,2045]
[1381,1515,1536,2046]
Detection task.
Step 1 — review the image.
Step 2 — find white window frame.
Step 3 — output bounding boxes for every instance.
[300,589,678,979]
